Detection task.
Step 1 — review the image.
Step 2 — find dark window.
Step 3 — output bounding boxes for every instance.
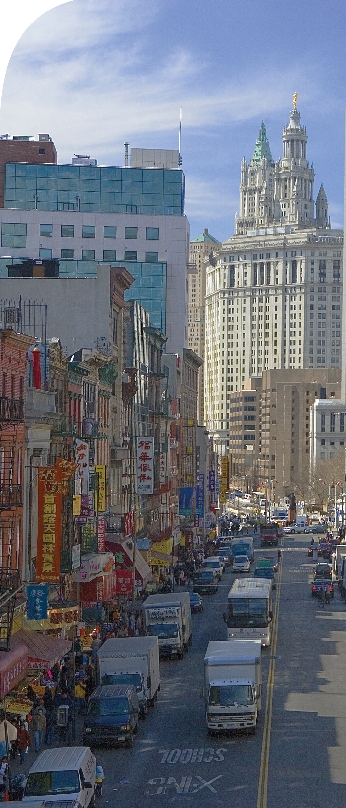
[82,225,95,238]
[145,252,158,262]
[292,260,297,283]
[61,225,74,238]
[146,227,159,240]
[40,224,52,237]
[124,251,137,261]
[259,263,264,285]
[38,148,45,154]
[104,226,117,239]
[82,249,95,260]
[125,227,138,239]
[61,249,74,259]
[229,265,235,287]
[103,250,116,261]
[340,413,345,433]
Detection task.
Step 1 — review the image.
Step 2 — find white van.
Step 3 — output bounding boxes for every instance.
[23,747,96,807]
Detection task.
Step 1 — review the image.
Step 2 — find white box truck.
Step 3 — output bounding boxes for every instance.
[142,592,192,658]
[204,640,262,735]
[97,636,160,716]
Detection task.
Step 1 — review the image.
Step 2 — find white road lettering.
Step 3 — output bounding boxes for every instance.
[146,775,223,794]
[159,747,226,764]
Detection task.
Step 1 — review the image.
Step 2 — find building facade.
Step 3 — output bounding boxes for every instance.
[204,102,343,453]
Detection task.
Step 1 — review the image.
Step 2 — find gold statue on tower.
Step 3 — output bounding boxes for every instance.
[292,92,298,109]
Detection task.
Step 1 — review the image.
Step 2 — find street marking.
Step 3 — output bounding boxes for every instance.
[146,774,223,794]
[159,747,227,764]
[256,547,282,808]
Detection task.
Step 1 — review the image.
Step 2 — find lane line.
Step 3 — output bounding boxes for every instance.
[256,553,282,808]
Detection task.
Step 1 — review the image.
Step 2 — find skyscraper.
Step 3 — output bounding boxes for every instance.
[204,100,343,452]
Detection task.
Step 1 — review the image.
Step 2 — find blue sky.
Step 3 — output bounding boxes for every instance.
[0,0,345,241]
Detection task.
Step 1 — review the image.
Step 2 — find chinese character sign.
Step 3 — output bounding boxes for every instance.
[124,511,135,537]
[136,437,154,495]
[27,583,48,620]
[179,487,194,517]
[196,473,204,517]
[209,470,215,492]
[95,465,106,512]
[97,516,106,553]
[75,439,89,495]
[36,466,63,583]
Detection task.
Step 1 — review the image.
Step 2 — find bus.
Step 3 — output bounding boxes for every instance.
[224,578,273,647]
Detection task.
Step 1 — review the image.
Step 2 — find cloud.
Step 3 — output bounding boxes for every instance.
[185,177,237,224]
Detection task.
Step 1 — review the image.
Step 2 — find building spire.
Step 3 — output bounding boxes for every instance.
[250,122,273,165]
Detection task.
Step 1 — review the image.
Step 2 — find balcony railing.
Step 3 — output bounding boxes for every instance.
[0,485,23,509]
[0,397,24,422]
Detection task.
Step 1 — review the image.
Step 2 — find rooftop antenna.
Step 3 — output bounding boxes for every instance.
[124,142,129,167]
[178,107,182,166]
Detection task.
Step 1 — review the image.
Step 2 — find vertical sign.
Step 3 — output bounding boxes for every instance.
[97,516,106,553]
[27,583,48,620]
[209,470,215,492]
[220,456,229,504]
[75,439,89,495]
[136,437,154,494]
[196,473,204,517]
[36,466,63,582]
[95,465,106,512]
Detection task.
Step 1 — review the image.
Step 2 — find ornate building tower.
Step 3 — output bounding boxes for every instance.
[236,122,277,235]
[275,97,316,227]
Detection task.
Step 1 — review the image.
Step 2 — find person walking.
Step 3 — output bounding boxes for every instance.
[0,757,8,800]
[17,721,31,764]
[32,709,46,753]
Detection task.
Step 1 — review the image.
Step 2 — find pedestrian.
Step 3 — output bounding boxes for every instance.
[17,721,31,764]
[44,707,55,746]
[43,688,53,713]
[74,677,86,715]
[95,764,104,796]
[32,709,46,753]
[0,757,8,801]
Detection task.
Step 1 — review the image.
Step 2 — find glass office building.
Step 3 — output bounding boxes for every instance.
[4,164,185,216]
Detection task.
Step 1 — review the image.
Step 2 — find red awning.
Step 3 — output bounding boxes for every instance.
[11,630,71,670]
[0,643,28,698]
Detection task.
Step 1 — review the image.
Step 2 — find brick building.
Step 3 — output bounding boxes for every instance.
[0,134,57,208]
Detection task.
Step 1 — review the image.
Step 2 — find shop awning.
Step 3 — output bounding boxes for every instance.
[0,643,28,698]
[150,550,177,567]
[11,630,71,670]
[106,538,151,585]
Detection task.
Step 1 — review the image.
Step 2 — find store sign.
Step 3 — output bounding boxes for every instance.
[36,466,63,583]
[73,552,114,583]
[72,544,81,571]
[97,516,106,553]
[75,439,89,495]
[196,474,204,517]
[95,465,106,512]
[27,583,48,621]
[49,606,80,627]
[136,437,154,495]
[209,470,215,492]
[115,569,133,595]
[124,510,135,537]
[179,487,194,517]
[0,645,28,698]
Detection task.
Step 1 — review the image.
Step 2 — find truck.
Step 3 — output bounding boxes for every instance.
[142,592,192,659]
[335,544,346,579]
[260,523,279,547]
[204,640,262,735]
[224,578,273,646]
[96,636,160,717]
[230,536,254,562]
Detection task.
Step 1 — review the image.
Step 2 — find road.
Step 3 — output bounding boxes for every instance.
[94,533,346,808]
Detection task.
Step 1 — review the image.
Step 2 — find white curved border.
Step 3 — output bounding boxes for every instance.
[0,1,72,109]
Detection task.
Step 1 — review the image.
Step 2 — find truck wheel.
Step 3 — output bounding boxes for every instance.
[248,726,256,735]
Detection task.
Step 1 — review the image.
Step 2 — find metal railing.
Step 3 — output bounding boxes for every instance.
[0,485,23,509]
[0,397,24,421]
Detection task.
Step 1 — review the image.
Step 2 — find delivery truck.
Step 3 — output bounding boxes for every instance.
[142,592,192,658]
[230,536,254,562]
[97,636,160,716]
[204,640,262,735]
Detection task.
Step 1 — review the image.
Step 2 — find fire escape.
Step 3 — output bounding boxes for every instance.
[0,394,23,650]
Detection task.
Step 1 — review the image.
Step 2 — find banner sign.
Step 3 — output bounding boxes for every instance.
[95,465,106,512]
[97,516,106,553]
[36,466,63,582]
[179,487,194,517]
[209,470,215,492]
[196,473,204,517]
[136,437,154,494]
[75,439,89,495]
[115,569,133,595]
[27,584,48,621]
[72,544,81,571]
[124,510,135,537]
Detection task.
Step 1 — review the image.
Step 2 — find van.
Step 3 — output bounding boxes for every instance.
[83,684,139,748]
[202,556,223,579]
[23,747,96,807]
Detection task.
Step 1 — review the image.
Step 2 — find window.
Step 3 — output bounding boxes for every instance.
[145,252,158,262]
[125,227,138,239]
[82,225,95,238]
[146,227,159,240]
[61,249,74,259]
[1,223,27,248]
[39,248,52,259]
[104,226,117,239]
[61,225,74,238]
[124,251,137,261]
[40,224,52,237]
[38,148,45,154]
[82,249,95,260]
[103,250,116,261]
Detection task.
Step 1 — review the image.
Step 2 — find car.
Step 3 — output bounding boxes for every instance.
[314,523,327,534]
[254,565,276,589]
[232,554,251,573]
[311,579,334,598]
[313,562,332,580]
[304,526,315,534]
[283,526,295,534]
[308,544,323,558]
[216,551,231,567]
[189,592,203,613]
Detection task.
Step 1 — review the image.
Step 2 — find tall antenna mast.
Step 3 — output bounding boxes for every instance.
[178,107,182,165]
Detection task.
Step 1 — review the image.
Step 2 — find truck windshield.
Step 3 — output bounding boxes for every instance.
[87,697,129,716]
[194,571,214,582]
[227,597,268,627]
[102,673,142,691]
[209,685,253,707]
[25,770,80,797]
[147,623,178,639]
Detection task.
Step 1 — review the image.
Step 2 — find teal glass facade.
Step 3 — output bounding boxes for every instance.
[4,164,185,215]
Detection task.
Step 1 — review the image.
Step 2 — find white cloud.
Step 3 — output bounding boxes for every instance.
[185,177,237,224]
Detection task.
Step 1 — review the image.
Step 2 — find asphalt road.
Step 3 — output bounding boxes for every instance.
[25,531,345,808]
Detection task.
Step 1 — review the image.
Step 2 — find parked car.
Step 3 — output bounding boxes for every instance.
[232,554,251,573]
[313,562,332,580]
[190,592,203,613]
[311,579,334,598]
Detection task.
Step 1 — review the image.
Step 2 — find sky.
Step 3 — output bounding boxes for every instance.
[0,0,345,242]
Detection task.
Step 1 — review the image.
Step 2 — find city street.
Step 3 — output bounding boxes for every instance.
[91,533,346,808]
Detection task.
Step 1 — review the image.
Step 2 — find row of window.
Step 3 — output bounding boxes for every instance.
[1,223,160,247]
[36,248,159,262]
